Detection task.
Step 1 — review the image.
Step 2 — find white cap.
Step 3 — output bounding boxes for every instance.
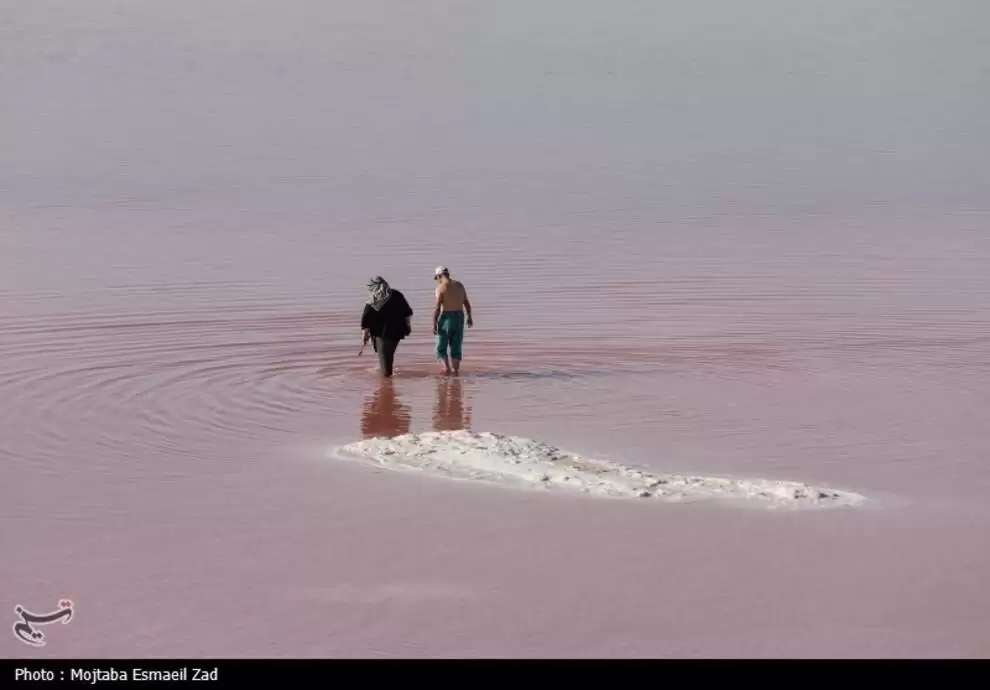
[434,265,449,277]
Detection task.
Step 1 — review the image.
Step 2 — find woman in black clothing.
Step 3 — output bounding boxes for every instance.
[361,276,413,377]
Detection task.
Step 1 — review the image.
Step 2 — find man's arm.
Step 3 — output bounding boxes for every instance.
[463,290,473,327]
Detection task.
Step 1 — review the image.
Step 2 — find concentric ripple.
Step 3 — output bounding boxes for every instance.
[0,299,718,469]
[0,303,370,466]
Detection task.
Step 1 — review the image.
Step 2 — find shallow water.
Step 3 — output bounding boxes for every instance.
[2,0,989,658]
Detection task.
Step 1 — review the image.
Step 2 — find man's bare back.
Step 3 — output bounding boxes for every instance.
[436,279,467,311]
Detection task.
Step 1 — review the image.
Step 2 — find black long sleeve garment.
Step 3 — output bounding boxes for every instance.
[360,289,413,341]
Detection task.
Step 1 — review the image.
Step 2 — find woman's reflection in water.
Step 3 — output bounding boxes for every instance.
[433,376,472,431]
[360,378,411,439]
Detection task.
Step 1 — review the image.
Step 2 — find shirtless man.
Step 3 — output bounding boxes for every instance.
[432,266,473,375]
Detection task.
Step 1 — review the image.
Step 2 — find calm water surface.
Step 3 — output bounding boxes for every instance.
[2,1,989,657]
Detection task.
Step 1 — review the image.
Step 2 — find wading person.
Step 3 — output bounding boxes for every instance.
[432,266,473,375]
[361,276,413,378]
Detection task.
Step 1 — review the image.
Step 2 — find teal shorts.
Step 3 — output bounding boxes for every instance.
[435,310,465,360]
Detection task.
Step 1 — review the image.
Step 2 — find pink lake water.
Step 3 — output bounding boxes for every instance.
[2,0,989,658]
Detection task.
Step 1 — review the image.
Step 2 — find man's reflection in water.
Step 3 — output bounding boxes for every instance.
[433,376,472,431]
[360,379,411,438]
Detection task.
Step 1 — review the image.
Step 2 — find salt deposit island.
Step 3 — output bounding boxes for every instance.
[334,430,866,509]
